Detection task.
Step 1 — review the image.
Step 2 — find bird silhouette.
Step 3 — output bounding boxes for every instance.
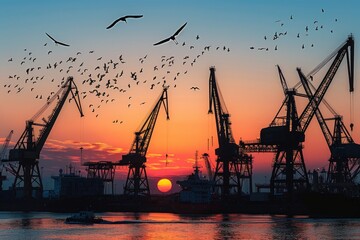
[106,15,143,29]
[153,22,187,46]
[45,33,70,47]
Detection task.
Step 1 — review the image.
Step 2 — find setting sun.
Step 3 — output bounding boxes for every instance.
[157,178,172,193]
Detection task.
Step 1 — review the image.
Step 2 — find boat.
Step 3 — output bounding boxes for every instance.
[65,211,103,224]
[176,153,214,204]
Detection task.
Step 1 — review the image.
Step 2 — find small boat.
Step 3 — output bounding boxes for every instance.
[65,211,103,224]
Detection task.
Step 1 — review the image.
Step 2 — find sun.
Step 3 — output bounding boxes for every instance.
[157,178,172,193]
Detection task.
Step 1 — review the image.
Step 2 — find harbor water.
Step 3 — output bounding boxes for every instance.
[0,212,360,239]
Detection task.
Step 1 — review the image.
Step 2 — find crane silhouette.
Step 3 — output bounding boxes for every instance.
[45,33,70,47]
[106,15,143,29]
[153,22,187,46]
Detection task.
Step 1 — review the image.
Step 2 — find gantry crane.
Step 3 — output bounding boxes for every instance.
[297,35,360,191]
[208,67,252,197]
[258,65,309,198]
[5,77,84,199]
[120,87,169,196]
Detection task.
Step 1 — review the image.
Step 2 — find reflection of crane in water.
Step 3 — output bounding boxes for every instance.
[208,67,253,198]
[120,87,169,196]
[298,35,360,191]
[5,77,83,199]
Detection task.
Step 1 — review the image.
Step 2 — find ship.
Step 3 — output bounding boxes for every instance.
[176,152,214,204]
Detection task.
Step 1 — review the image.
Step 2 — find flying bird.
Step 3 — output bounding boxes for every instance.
[106,15,143,29]
[153,22,187,46]
[45,33,70,47]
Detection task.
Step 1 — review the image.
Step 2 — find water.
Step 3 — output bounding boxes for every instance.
[0,212,360,240]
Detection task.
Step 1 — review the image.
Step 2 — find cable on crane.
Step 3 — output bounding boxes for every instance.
[350,92,355,131]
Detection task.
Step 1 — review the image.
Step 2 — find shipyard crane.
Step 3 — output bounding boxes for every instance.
[5,77,84,199]
[208,67,252,197]
[297,35,360,190]
[120,87,169,196]
[258,65,309,197]
[240,36,356,198]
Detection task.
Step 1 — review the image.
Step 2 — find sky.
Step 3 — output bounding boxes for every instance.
[1,0,360,193]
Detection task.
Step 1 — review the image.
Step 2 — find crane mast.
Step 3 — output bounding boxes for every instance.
[121,87,169,196]
[208,67,252,198]
[6,77,84,199]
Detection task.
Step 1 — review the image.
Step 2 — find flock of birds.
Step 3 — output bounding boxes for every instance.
[3,15,232,125]
[250,8,339,52]
[2,8,342,128]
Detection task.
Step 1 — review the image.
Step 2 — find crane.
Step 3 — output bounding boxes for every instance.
[297,35,359,191]
[259,36,354,198]
[208,66,252,197]
[201,153,214,181]
[5,76,84,199]
[258,65,308,198]
[120,87,169,196]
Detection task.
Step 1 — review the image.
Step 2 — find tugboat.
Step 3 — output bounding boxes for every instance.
[65,211,103,224]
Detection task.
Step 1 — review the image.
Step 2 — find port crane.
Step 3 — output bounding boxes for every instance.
[241,36,355,198]
[208,67,253,197]
[5,77,84,199]
[297,35,360,191]
[120,87,169,196]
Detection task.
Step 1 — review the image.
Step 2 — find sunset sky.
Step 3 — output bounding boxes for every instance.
[1,1,360,193]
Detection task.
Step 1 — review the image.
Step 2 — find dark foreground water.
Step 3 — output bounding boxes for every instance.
[0,212,359,240]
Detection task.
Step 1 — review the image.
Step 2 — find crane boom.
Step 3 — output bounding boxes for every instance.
[298,36,354,133]
[298,69,334,147]
[208,67,235,146]
[129,87,169,157]
[121,87,170,196]
[277,64,289,94]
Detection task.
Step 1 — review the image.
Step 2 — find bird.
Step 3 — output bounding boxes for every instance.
[190,86,200,91]
[153,22,187,46]
[106,15,143,29]
[45,33,70,47]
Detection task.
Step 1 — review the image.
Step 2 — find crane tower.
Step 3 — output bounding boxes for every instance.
[120,87,169,196]
[208,67,252,198]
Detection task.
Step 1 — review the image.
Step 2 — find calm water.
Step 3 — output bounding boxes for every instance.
[0,212,359,240]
